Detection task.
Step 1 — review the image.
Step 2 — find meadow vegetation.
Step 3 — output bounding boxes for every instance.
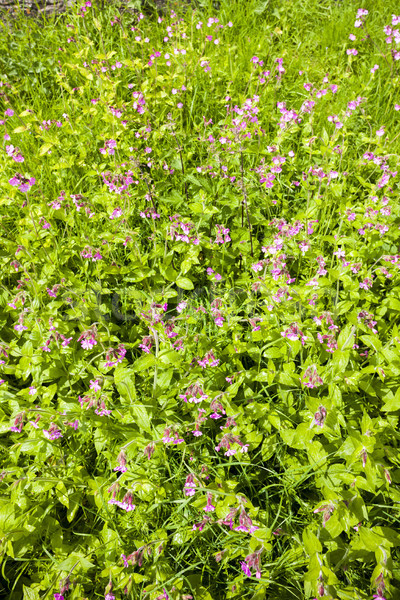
[0,0,400,599]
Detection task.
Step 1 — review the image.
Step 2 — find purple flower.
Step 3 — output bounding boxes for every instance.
[43,424,63,440]
[241,561,251,577]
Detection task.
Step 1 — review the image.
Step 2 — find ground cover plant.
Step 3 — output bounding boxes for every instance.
[0,0,400,598]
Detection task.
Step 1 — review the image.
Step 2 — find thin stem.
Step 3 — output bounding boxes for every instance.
[240,149,253,257]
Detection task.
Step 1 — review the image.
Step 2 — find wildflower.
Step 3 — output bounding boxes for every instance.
[89,379,101,392]
[8,173,36,192]
[314,502,334,526]
[177,301,187,313]
[39,218,51,229]
[376,126,385,137]
[144,442,155,459]
[43,423,63,440]
[114,450,128,473]
[110,207,123,219]
[359,277,373,291]
[198,351,219,369]
[281,323,307,345]
[14,313,28,332]
[78,325,98,350]
[11,412,25,433]
[358,310,377,334]
[313,406,327,427]
[301,365,324,388]
[203,492,215,512]
[162,426,184,445]
[139,336,153,354]
[184,473,198,496]
[6,145,24,162]
[241,548,263,579]
[113,491,136,512]
[99,139,117,156]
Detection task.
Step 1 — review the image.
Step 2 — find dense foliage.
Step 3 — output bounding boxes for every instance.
[0,1,400,599]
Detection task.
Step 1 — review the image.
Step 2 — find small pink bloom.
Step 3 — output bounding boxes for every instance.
[89,379,101,392]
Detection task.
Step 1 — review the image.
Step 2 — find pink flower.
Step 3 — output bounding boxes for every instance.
[177,301,187,313]
[301,365,323,388]
[203,493,215,512]
[281,323,307,345]
[313,406,327,427]
[241,561,251,577]
[89,379,101,392]
[78,327,98,350]
[8,173,36,192]
[43,423,63,440]
[184,474,197,496]
[109,207,123,219]
[81,338,96,350]
[376,126,385,137]
[359,277,373,290]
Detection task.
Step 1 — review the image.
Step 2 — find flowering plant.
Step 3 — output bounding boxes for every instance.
[0,2,400,600]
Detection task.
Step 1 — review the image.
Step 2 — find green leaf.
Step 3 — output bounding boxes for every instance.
[114,367,136,402]
[39,143,54,156]
[302,529,322,555]
[67,492,82,523]
[176,277,194,290]
[57,553,95,572]
[381,388,400,412]
[93,17,102,30]
[130,403,152,433]
[23,586,40,600]
[331,350,350,373]
[133,354,156,373]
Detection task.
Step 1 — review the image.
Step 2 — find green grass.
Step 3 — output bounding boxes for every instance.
[0,1,400,599]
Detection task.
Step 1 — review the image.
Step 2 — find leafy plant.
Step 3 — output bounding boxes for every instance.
[0,1,400,599]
